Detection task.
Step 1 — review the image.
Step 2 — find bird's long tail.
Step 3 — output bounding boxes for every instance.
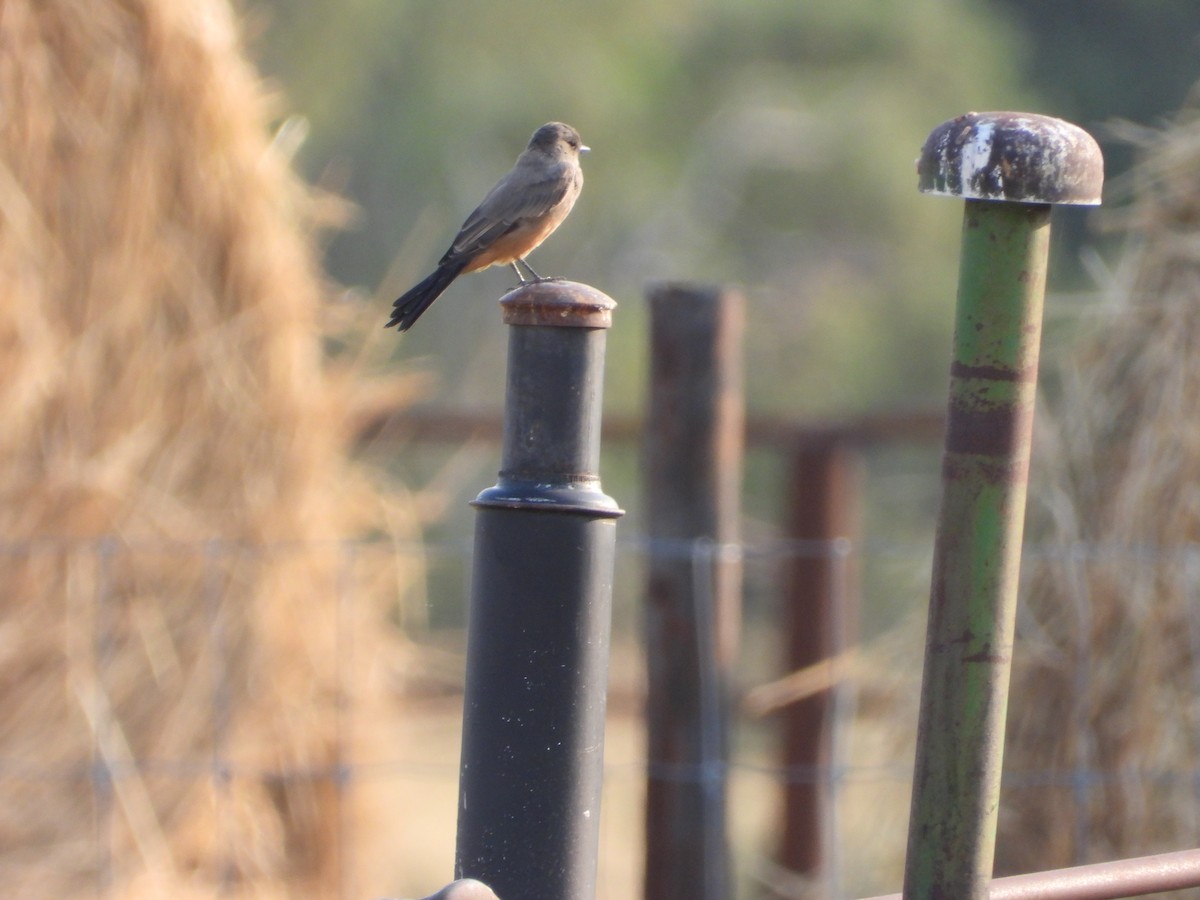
[386,258,469,331]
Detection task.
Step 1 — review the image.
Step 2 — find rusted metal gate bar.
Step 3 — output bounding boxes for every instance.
[866,846,1200,900]
[901,113,1104,899]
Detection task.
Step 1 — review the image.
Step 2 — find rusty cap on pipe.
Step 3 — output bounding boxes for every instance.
[499,279,616,329]
[918,111,1104,205]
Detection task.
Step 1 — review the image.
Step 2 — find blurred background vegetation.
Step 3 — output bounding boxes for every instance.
[3,2,1196,896]
[246,0,1200,418]
[242,0,1200,638]
[241,5,1200,895]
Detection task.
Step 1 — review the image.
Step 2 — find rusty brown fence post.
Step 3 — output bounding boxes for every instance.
[778,439,861,893]
[642,283,744,900]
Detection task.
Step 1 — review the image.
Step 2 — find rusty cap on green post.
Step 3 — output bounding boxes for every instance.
[918,111,1103,205]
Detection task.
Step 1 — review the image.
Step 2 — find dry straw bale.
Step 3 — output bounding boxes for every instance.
[0,0,413,895]
[999,94,1200,877]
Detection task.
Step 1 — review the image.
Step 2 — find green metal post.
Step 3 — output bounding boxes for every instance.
[902,112,1103,900]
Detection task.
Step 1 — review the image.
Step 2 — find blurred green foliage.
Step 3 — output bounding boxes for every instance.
[246,0,1200,418]
[248,0,1028,417]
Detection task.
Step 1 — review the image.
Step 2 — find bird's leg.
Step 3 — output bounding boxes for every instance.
[512,257,563,284]
[513,258,543,283]
[510,260,533,284]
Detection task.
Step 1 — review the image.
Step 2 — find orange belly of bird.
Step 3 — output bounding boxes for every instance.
[463,210,570,273]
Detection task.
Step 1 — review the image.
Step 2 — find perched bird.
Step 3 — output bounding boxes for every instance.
[386,122,589,332]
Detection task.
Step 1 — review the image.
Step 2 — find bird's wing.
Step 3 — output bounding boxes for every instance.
[442,169,573,262]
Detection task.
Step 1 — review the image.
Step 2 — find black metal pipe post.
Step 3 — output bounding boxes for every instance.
[456,280,623,900]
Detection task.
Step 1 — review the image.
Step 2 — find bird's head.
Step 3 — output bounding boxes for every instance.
[529,122,589,159]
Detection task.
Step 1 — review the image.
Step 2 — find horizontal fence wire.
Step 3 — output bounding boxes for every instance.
[1,535,1198,898]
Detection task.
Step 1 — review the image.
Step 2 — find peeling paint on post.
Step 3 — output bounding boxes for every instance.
[918,111,1103,205]
[901,113,1103,900]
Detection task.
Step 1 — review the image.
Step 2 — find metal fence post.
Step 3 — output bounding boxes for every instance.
[643,283,744,900]
[779,438,861,893]
[901,113,1103,899]
[456,280,623,900]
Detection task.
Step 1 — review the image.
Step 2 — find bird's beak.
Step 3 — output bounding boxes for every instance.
[580,144,591,155]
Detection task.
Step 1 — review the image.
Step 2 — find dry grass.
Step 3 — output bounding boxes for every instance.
[999,93,1200,879]
[0,0,420,895]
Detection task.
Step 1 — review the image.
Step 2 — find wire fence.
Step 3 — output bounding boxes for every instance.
[1,533,1196,898]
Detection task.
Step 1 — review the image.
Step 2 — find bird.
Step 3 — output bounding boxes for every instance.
[386,121,589,332]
